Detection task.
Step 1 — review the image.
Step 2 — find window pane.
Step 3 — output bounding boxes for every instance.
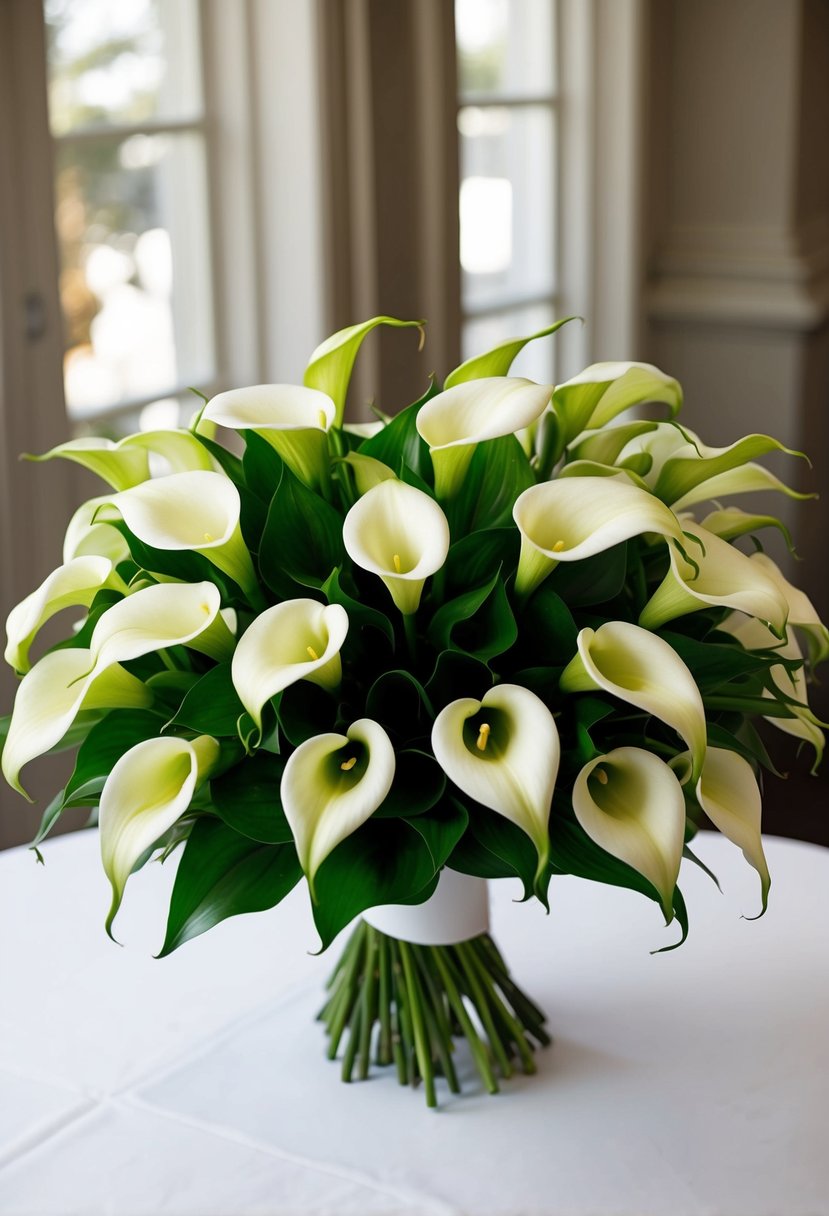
[55,132,215,421]
[462,303,559,385]
[455,0,556,99]
[45,0,202,135]
[459,105,556,312]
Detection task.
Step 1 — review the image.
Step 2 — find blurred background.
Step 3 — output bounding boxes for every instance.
[1,0,827,846]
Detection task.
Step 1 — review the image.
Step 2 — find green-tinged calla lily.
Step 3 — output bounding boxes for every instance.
[96,470,258,598]
[201,384,336,491]
[415,377,553,498]
[652,432,806,507]
[698,506,795,553]
[4,556,126,673]
[431,684,559,880]
[671,747,770,916]
[720,613,825,769]
[1,651,151,797]
[671,461,815,512]
[566,419,660,467]
[231,599,349,731]
[343,452,396,495]
[343,419,384,440]
[281,718,395,896]
[561,621,707,782]
[639,524,789,635]
[89,581,234,666]
[100,734,220,935]
[572,747,685,919]
[63,495,132,563]
[553,362,682,445]
[443,317,577,388]
[304,316,424,426]
[25,429,214,491]
[748,552,829,665]
[513,476,683,598]
[342,479,450,615]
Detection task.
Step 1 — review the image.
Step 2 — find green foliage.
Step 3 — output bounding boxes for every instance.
[259,466,344,595]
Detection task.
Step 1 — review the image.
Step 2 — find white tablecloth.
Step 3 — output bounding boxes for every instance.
[0,829,827,1216]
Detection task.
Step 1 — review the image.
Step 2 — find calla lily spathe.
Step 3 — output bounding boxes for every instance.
[4,556,126,673]
[721,613,825,769]
[1,651,151,797]
[99,734,220,935]
[512,476,684,598]
[304,315,424,425]
[342,479,450,615]
[670,461,813,513]
[63,495,132,564]
[553,362,682,446]
[639,524,789,636]
[415,377,553,498]
[96,470,258,599]
[671,747,770,915]
[2,580,228,796]
[201,384,336,491]
[26,429,214,490]
[572,747,685,919]
[231,599,349,731]
[748,552,829,665]
[431,684,559,882]
[281,718,395,895]
[560,621,708,782]
[698,506,795,552]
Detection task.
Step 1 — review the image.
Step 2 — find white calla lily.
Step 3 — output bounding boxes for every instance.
[572,747,686,918]
[639,524,789,635]
[89,581,233,666]
[561,621,707,782]
[201,384,335,490]
[748,552,829,665]
[96,470,258,598]
[100,734,219,934]
[513,476,684,598]
[720,613,825,769]
[4,556,125,673]
[671,461,814,512]
[343,419,384,440]
[63,496,132,563]
[343,452,396,495]
[119,428,216,475]
[26,429,214,490]
[1,650,151,797]
[281,718,395,894]
[672,747,770,915]
[415,377,553,498]
[553,362,682,444]
[431,683,560,879]
[231,598,348,731]
[342,479,450,614]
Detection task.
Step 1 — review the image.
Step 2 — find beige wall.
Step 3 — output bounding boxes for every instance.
[641,0,829,641]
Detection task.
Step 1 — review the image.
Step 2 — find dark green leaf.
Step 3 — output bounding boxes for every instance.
[365,669,434,741]
[312,818,440,950]
[64,709,165,806]
[242,430,285,501]
[465,805,539,900]
[358,381,437,482]
[449,435,535,534]
[322,568,394,647]
[166,664,246,736]
[518,585,577,665]
[158,818,302,955]
[259,466,344,595]
[443,527,519,598]
[428,572,517,661]
[406,797,468,867]
[551,542,629,607]
[210,752,292,843]
[373,750,446,818]
[276,681,338,748]
[426,650,493,712]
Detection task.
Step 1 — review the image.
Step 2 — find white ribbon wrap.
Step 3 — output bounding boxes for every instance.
[363,870,490,945]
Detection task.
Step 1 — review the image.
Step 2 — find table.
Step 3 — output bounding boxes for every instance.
[1,829,827,1216]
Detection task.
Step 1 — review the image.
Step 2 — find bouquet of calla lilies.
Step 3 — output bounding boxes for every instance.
[3,314,826,1107]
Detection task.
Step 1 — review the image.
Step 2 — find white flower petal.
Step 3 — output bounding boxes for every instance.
[100,470,258,595]
[513,476,683,598]
[63,496,132,564]
[281,718,395,891]
[431,683,559,875]
[572,747,685,917]
[25,437,149,491]
[342,479,450,614]
[90,581,229,668]
[5,556,121,673]
[99,734,219,934]
[561,621,707,782]
[231,599,348,730]
[120,429,216,474]
[673,747,770,915]
[749,552,829,665]
[671,461,814,512]
[639,524,789,634]
[1,651,151,797]
[415,377,552,497]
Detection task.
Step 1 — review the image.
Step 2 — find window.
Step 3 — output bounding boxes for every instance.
[455,0,559,383]
[44,0,214,435]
